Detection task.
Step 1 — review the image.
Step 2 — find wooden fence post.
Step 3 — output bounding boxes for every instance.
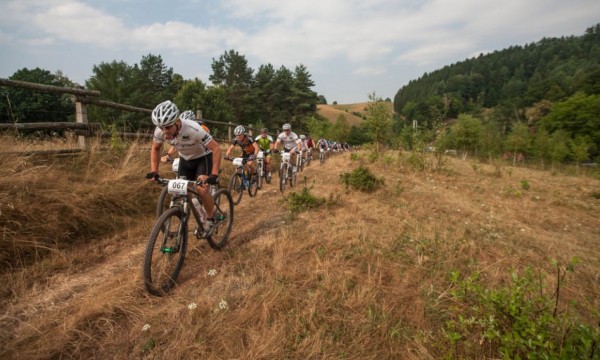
[75,99,88,150]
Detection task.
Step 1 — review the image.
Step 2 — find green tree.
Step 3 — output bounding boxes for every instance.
[570,136,592,173]
[209,50,254,123]
[504,122,531,165]
[447,113,482,159]
[549,130,571,171]
[364,92,393,153]
[0,68,73,123]
[174,79,206,115]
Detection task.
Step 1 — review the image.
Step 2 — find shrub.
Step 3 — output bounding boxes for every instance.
[284,186,324,213]
[443,258,599,359]
[339,165,384,192]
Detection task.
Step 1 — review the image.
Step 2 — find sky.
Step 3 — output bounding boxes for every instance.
[0,0,599,105]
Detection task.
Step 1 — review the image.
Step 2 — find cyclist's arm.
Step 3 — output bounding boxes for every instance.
[273,138,281,150]
[252,141,260,156]
[206,139,222,176]
[150,141,162,173]
[296,140,302,152]
[225,143,235,158]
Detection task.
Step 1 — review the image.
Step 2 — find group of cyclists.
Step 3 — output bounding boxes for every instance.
[147,100,351,232]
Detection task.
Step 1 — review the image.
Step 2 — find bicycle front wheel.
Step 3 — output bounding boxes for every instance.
[143,207,188,296]
[248,172,258,197]
[256,163,264,189]
[207,189,234,250]
[279,163,288,192]
[228,173,244,205]
[156,186,169,218]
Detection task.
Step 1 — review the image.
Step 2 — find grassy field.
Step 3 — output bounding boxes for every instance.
[0,135,599,359]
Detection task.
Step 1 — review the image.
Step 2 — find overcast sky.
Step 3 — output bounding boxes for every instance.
[1,0,599,104]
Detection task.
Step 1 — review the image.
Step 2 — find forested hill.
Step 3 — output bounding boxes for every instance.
[393,23,600,125]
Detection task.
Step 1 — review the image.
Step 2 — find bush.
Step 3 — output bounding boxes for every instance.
[284,186,324,213]
[443,259,599,359]
[339,165,384,192]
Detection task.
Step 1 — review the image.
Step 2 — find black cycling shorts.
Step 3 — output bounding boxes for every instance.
[178,152,213,180]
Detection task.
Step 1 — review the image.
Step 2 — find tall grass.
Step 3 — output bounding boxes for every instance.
[1,137,599,359]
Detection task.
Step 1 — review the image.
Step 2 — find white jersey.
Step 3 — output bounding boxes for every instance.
[153,119,213,160]
[277,131,300,151]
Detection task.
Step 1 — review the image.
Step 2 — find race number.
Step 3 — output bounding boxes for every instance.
[233,158,244,166]
[282,152,291,161]
[167,179,189,195]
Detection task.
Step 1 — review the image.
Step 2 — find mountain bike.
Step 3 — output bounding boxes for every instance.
[255,150,272,190]
[144,174,234,296]
[297,149,305,172]
[277,150,297,192]
[319,148,326,165]
[224,156,258,205]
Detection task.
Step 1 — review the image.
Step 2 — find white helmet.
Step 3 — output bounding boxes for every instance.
[282,123,291,130]
[300,134,306,140]
[234,125,245,136]
[179,110,196,121]
[152,100,179,127]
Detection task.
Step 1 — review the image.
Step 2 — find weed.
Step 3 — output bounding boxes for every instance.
[339,165,384,192]
[443,258,599,359]
[521,179,530,190]
[284,186,325,213]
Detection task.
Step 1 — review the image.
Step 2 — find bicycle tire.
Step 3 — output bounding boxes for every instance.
[143,206,187,296]
[289,165,296,187]
[248,173,258,197]
[256,162,264,190]
[279,163,288,192]
[228,172,244,205]
[207,189,234,250]
[156,186,170,218]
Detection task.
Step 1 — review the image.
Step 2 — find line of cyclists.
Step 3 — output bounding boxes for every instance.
[147,100,353,220]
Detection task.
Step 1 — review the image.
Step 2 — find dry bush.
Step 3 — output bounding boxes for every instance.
[1,144,599,359]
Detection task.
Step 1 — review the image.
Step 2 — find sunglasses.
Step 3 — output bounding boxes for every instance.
[161,124,175,131]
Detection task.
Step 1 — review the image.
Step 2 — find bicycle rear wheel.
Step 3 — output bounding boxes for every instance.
[228,173,244,205]
[207,189,234,250]
[143,207,187,296]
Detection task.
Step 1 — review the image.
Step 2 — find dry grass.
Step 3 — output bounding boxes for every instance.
[0,136,599,359]
[316,104,366,127]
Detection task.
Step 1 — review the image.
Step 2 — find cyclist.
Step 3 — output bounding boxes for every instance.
[148,100,222,232]
[299,134,309,165]
[225,125,259,178]
[254,128,274,181]
[273,123,302,173]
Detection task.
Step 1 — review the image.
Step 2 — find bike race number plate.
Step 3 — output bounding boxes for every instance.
[256,151,264,159]
[282,152,291,161]
[167,179,189,195]
[233,158,244,166]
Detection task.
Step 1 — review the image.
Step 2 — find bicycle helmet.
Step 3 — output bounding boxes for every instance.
[282,123,291,130]
[179,110,196,121]
[234,125,245,136]
[300,134,306,140]
[152,100,179,127]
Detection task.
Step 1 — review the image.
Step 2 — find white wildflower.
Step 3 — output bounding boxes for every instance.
[188,302,197,311]
[219,299,228,310]
[142,324,151,332]
[208,269,217,276]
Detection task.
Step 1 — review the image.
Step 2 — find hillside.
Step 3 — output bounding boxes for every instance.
[1,137,599,358]
[316,103,367,127]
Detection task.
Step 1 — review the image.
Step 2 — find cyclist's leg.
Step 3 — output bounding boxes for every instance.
[194,154,215,218]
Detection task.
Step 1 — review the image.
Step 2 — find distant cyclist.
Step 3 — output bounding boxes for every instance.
[148,100,222,232]
[255,128,274,181]
[273,123,302,173]
[225,125,260,177]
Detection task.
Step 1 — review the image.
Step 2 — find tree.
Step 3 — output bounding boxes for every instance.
[364,92,393,153]
[209,50,254,123]
[504,122,531,165]
[447,113,482,159]
[570,136,592,174]
[174,79,206,114]
[0,68,73,123]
